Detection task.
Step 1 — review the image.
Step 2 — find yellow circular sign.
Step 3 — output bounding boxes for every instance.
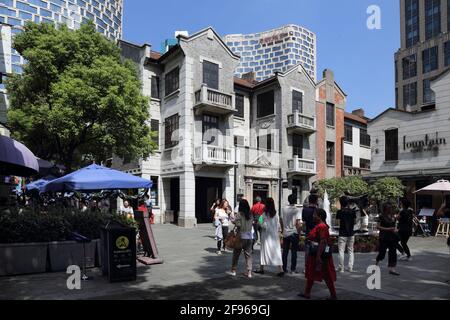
[116,236,129,250]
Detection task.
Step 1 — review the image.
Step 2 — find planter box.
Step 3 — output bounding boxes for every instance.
[48,241,98,272]
[0,242,48,276]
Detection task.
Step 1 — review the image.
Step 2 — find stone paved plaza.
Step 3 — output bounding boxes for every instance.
[0,224,449,300]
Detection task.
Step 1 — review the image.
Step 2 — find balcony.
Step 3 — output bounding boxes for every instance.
[287,111,316,134]
[343,167,371,177]
[193,142,235,168]
[287,156,316,176]
[194,85,236,116]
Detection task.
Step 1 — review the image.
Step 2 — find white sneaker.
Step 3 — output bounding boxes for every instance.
[217,251,222,255]
[226,271,236,276]
[348,268,355,273]
[337,267,345,273]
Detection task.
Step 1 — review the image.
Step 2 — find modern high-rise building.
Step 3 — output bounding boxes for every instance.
[0,0,124,74]
[395,0,450,111]
[224,24,317,82]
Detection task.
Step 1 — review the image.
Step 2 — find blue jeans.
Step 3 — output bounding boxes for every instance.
[282,234,299,272]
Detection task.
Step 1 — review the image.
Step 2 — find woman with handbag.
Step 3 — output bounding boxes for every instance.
[376,202,400,276]
[214,199,233,255]
[228,199,254,278]
[254,198,284,277]
[299,209,337,300]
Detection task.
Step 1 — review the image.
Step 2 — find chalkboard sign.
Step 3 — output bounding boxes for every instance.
[101,221,137,283]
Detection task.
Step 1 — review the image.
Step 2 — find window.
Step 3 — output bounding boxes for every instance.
[292,90,303,113]
[445,41,450,67]
[405,0,420,48]
[423,79,436,104]
[326,142,335,166]
[257,134,273,151]
[203,60,219,90]
[422,46,438,73]
[344,156,353,168]
[402,54,417,80]
[257,90,275,118]
[326,103,335,127]
[292,179,303,205]
[360,159,371,170]
[151,119,159,146]
[151,76,160,99]
[202,114,219,145]
[425,0,441,40]
[344,125,353,143]
[448,0,450,33]
[165,67,179,96]
[385,129,399,161]
[235,94,244,118]
[360,129,371,147]
[292,134,303,157]
[234,136,245,146]
[403,82,417,107]
[165,114,179,148]
[150,176,159,206]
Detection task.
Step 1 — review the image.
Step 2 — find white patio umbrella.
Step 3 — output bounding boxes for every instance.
[324,190,332,227]
[414,180,450,204]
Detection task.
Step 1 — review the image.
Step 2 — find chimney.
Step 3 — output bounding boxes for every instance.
[323,69,334,82]
[352,108,365,118]
[242,71,256,83]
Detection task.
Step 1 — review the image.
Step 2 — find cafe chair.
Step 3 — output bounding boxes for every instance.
[435,219,450,237]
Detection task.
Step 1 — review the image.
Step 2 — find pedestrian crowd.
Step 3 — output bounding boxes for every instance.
[209,189,426,300]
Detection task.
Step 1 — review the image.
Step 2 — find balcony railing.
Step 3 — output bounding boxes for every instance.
[193,142,235,167]
[343,167,371,177]
[194,84,235,115]
[287,156,316,175]
[287,111,316,134]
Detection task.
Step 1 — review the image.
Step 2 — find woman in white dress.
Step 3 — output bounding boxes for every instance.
[255,198,284,277]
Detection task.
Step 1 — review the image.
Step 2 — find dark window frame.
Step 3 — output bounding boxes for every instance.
[257,90,275,118]
[150,176,159,206]
[360,129,371,147]
[235,94,245,118]
[385,129,399,162]
[202,60,219,90]
[344,124,353,143]
[165,66,180,97]
[151,76,160,99]
[292,90,303,113]
[402,54,417,80]
[405,0,420,48]
[344,156,353,168]
[292,134,303,158]
[326,141,335,166]
[257,134,273,152]
[423,78,436,104]
[164,114,179,149]
[403,82,417,107]
[425,0,441,40]
[422,46,439,74]
[151,119,159,146]
[326,103,335,127]
[360,158,371,170]
[202,114,220,145]
[444,41,450,67]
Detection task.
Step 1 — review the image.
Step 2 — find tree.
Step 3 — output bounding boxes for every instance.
[6,22,156,172]
[369,177,405,204]
[316,176,369,205]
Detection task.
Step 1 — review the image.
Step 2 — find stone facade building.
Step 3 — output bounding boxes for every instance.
[117,27,349,227]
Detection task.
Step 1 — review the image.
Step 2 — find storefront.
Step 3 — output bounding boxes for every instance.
[368,69,450,213]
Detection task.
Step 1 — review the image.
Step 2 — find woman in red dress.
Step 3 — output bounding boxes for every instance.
[299,209,337,300]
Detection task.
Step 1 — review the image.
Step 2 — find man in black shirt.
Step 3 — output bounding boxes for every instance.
[301,194,318,236]
[336,196,357,273]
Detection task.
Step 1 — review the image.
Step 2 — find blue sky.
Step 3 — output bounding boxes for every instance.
[122,0,400,119]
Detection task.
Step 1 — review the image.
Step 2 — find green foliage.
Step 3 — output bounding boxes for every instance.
[369,177,406,203]
[0,209,138,244]
[315,176,369,204]
[6,22,156,172]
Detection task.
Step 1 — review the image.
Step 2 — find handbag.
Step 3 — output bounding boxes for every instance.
[224,227,242,250]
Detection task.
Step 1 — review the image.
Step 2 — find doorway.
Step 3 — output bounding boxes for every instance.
[253,184,269,204]
[196,177,223,223]
[170,177,180,224]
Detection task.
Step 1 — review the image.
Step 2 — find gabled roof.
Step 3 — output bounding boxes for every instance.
[178,27,241,61]
[345,112,368,125]
[367,107,437,124]
[274,63,316,88]
[316,76,347,98]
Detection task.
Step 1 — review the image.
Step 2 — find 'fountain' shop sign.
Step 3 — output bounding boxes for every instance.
[403,132,447,153]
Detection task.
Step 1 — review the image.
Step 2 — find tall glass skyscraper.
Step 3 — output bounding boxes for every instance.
[224,24,317,82]
[0,0,123,74]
